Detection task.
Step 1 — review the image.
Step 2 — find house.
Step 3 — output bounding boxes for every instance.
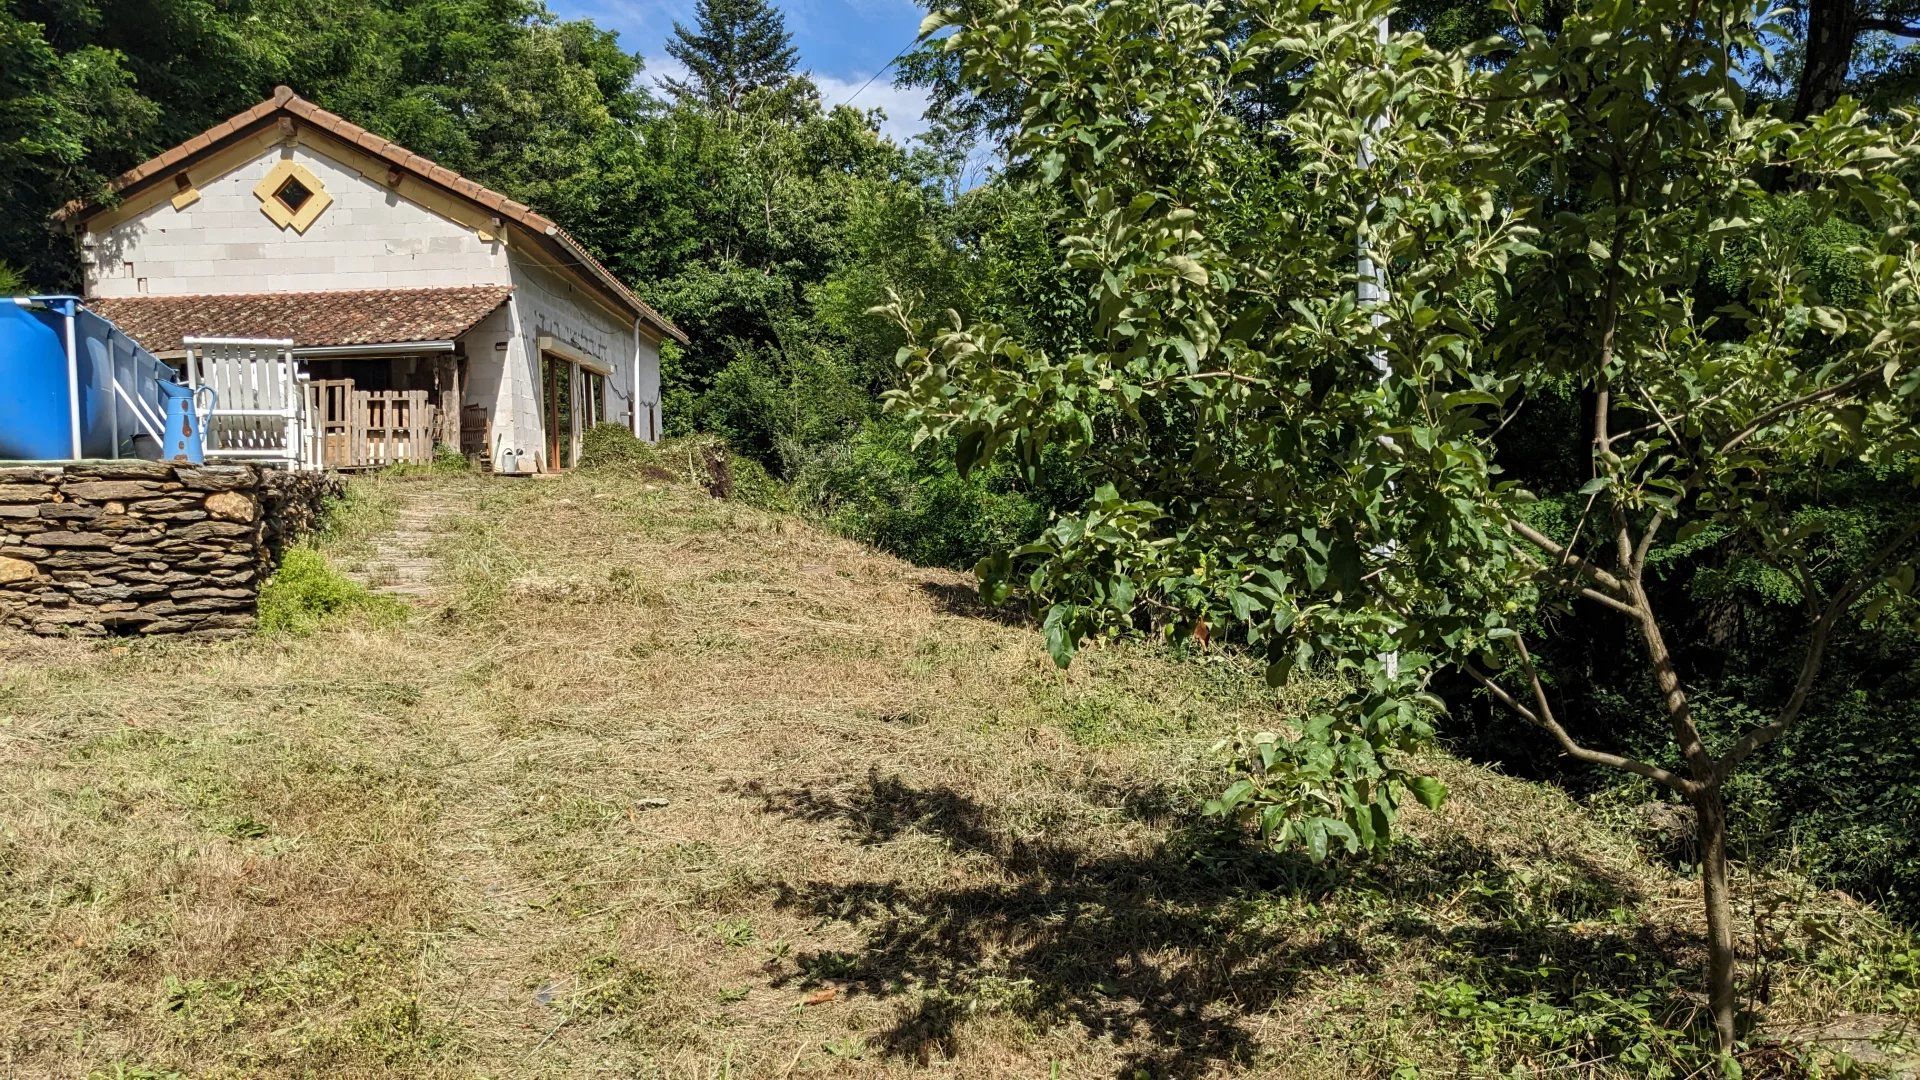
[54,86,686,473]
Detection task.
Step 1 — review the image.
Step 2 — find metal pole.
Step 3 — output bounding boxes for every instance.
[60,299,82,459]
[106,335,120,459]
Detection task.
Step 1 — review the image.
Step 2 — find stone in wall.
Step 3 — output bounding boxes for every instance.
[0,461,342,637]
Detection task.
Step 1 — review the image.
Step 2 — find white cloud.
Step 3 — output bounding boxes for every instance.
[640,53,694,96]
[640,54,933,146]
[811,72,934,146]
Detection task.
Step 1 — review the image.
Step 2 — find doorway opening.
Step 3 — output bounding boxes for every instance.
[542,352,575,470]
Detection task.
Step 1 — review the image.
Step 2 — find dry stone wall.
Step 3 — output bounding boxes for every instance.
[0,461,341,636]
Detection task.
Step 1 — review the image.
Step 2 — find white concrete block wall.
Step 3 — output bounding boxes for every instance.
[636,333,663,443]
[498,257,652,471]
[455,306,530,472]
[85,143,510,297]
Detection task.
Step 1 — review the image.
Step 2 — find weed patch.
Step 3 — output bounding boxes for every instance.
[256,546,405,634]
[379,443,476,478]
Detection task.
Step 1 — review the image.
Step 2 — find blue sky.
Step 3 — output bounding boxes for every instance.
[547,0,937,143]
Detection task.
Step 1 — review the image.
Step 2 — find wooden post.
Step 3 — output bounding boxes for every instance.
[432,354,461,451]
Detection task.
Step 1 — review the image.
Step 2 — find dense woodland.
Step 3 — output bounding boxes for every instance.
[6,0,1920,1060]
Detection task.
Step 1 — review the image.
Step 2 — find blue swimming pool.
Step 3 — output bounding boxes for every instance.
[0,297,177,461]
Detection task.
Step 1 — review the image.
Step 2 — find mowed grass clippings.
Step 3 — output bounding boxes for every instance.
[0,619,455,1076]
[0,468,1911,1079]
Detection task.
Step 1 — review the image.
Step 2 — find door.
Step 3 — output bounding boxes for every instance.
[541,352,575,471]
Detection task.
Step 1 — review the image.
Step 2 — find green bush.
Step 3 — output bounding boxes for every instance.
[790,421,1056,570]
[719,446,792,513]
[682,340,870,468]
[578,423,656,470]
[258,546,406,635]
[579,425,792,512]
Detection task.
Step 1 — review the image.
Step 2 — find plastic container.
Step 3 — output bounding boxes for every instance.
[157,382,211,464]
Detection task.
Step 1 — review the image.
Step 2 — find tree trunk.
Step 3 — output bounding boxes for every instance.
[1693,783,1738,1053]
[1793,0,1862,121]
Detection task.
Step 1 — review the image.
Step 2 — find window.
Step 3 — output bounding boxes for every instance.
[252,160,332,232]
[273,175,313,214]
[585,372,605,428]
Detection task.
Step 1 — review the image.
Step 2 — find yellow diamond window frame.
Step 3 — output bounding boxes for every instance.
[253,159,332,233]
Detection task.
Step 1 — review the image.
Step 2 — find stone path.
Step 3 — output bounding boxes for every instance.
[347,485,464,604]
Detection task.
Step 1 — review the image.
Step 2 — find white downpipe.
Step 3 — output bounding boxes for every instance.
[632,318,643,437]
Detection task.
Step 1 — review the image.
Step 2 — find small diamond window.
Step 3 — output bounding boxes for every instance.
[254,159,332,232]
[273,175,313,214]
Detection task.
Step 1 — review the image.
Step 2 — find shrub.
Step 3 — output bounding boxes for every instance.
[578,425,792,512]
[257,546,405,635]
[578,423,655,470]
[789,421,1053,570]
[668,433,790,511]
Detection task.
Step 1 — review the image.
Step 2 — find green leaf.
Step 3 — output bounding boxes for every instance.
[1325,817,1361,854]
[1407,775,1448,812]
[955,430,988,479]
[1304,818,1329,863]
[1167,255,1209,286]
[1041,604,1078,669]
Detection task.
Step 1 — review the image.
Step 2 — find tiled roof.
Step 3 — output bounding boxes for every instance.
[90,285,514,353]
[57,86,688,345]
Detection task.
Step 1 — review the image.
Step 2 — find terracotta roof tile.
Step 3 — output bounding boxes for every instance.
[55,87,688,344]
[89,285,514,353]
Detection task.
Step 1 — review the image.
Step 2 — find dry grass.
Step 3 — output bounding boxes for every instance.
[0,468,1912,1079]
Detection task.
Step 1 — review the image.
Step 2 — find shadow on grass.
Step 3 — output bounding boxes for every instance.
[750,769,1691,1078]
[914,580,1030,626]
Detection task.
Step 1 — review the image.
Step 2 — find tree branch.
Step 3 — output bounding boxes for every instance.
[1859,16,1920,35]
[1578,584,1645,618]
[1715,368,1878,461]
[1510,518,1634,597]
[1463,662,1696,795]
[1510,548,1644,618]
[1512,634,1557,729]
[1633,510,1667,576]
[1720,518,1920,771]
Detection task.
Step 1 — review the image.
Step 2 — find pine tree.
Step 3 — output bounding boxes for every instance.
[659,0,799,110]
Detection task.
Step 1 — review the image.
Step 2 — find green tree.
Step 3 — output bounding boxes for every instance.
[660,0,799,110]
[611,87,945,462]
[889,0,1920,1055]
